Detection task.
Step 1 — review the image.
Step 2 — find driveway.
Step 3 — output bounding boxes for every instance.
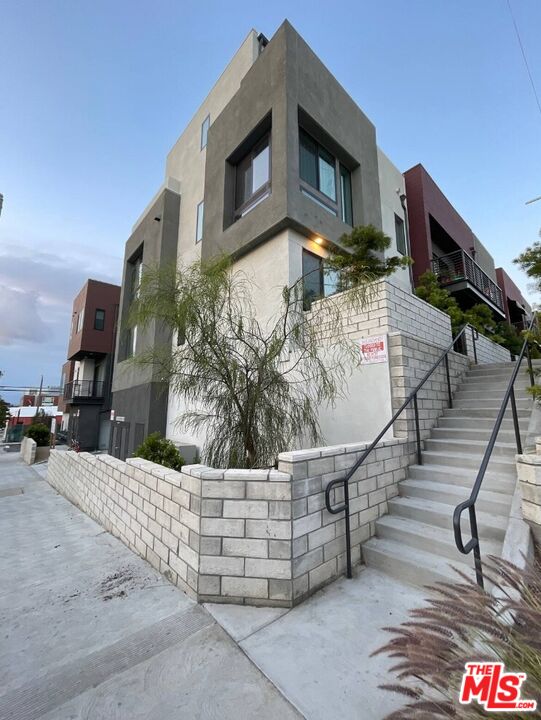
[0,453,301,720]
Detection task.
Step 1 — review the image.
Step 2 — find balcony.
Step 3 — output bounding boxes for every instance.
[63,380,105,404]
[431,249,505,315]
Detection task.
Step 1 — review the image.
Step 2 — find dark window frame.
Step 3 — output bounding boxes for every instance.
[94,308,106,331]
[234,132,272,220]
[394,214,406,255]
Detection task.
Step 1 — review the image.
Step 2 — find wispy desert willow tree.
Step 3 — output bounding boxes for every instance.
[129,227,409,469]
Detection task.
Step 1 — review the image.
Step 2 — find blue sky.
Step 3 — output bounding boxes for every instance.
[1,0,540,403]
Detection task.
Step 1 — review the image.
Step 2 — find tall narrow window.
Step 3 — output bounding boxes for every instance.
[94,309,105,331]
[200,115,210,150]
[235,133,271,218]
[76,309,85,333]
[196,201,204,243]
[340,165,353,225]
[395,214,406,255]
[125,255,142,358]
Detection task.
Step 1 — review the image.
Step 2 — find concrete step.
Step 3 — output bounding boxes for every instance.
[467,363,517,373]
[431,426,520,444]
[374,514,502,565]
[398,478,512,516]
[454,388,530,401]
[408,463,516,495]
[421,449,515,475]
[453,397,531,410]
[388,495,508,541]
[362,537,476,587]
[443,407,530,419]
[424,437,518,458]
[437,416,528,431]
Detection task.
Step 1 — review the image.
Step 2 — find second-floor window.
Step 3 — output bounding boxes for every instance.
[235,133,271,218]
[94,309,105,331]
[395,214,406,255]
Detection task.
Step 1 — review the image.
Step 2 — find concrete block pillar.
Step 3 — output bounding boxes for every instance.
[517,438,541,543]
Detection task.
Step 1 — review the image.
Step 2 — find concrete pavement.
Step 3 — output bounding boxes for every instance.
[0,451,423,719]
[0,453,301,720]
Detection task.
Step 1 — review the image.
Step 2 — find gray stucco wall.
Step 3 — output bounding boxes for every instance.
[202,20,382,262]
[111,187,180,450]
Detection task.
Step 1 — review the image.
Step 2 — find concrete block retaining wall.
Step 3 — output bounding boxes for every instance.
[465,329,512,364]
[389,333,471,439]
[48,436,412,606]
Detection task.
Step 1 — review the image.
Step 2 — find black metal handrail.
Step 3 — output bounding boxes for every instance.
[325,323,478,579]
[453,315,537,587]
[64,379,105,400]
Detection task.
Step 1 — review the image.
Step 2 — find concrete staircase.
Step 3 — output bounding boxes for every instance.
[362,362,532,587]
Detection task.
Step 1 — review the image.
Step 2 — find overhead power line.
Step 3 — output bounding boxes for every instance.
[507,0,541,121]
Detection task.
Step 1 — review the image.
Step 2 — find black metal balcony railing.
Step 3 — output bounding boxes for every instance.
[63,380,105,401]
[431,249,504,311]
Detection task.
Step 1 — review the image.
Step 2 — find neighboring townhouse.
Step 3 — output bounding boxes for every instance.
[404,163,508,320]
[495,266,531,329]
[111,21,411,458]
[61,279,120,451]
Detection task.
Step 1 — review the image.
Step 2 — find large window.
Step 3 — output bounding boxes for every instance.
[395,214,406,255]
[302,250,341,310]
[235,133,270,218]
[200,115,210,150]
[196,201,204,243]
[299,129,352,224]
[94,309,105,331]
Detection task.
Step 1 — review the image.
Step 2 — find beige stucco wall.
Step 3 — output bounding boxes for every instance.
[165,30,260,267]
[377,147,412,293]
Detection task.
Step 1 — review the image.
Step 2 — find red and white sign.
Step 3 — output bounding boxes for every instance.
[459,662,537,712]
[359,334,388,364]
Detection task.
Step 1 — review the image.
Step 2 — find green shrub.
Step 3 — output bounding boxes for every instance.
[133,432,185,471]
[25,423,50,447]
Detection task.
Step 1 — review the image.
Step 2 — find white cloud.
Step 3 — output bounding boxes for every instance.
[0,284,49,345]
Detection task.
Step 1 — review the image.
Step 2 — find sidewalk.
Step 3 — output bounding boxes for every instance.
[0,453,301,720]
[0,452,421,719]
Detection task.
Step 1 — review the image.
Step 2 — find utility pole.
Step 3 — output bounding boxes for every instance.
[34,375,43,420]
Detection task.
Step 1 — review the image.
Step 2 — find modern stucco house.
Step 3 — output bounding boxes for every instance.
[111,21,412,458]
[60,279,120,451]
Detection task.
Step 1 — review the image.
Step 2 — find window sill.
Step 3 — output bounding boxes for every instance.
[234,186,271,221]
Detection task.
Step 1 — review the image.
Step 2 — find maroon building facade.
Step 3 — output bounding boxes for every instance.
[404,164,506,319]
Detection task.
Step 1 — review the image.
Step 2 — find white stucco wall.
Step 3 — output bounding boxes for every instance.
[377,147,412,293]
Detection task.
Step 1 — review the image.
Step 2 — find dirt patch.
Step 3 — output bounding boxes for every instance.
[98,565,154,601]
